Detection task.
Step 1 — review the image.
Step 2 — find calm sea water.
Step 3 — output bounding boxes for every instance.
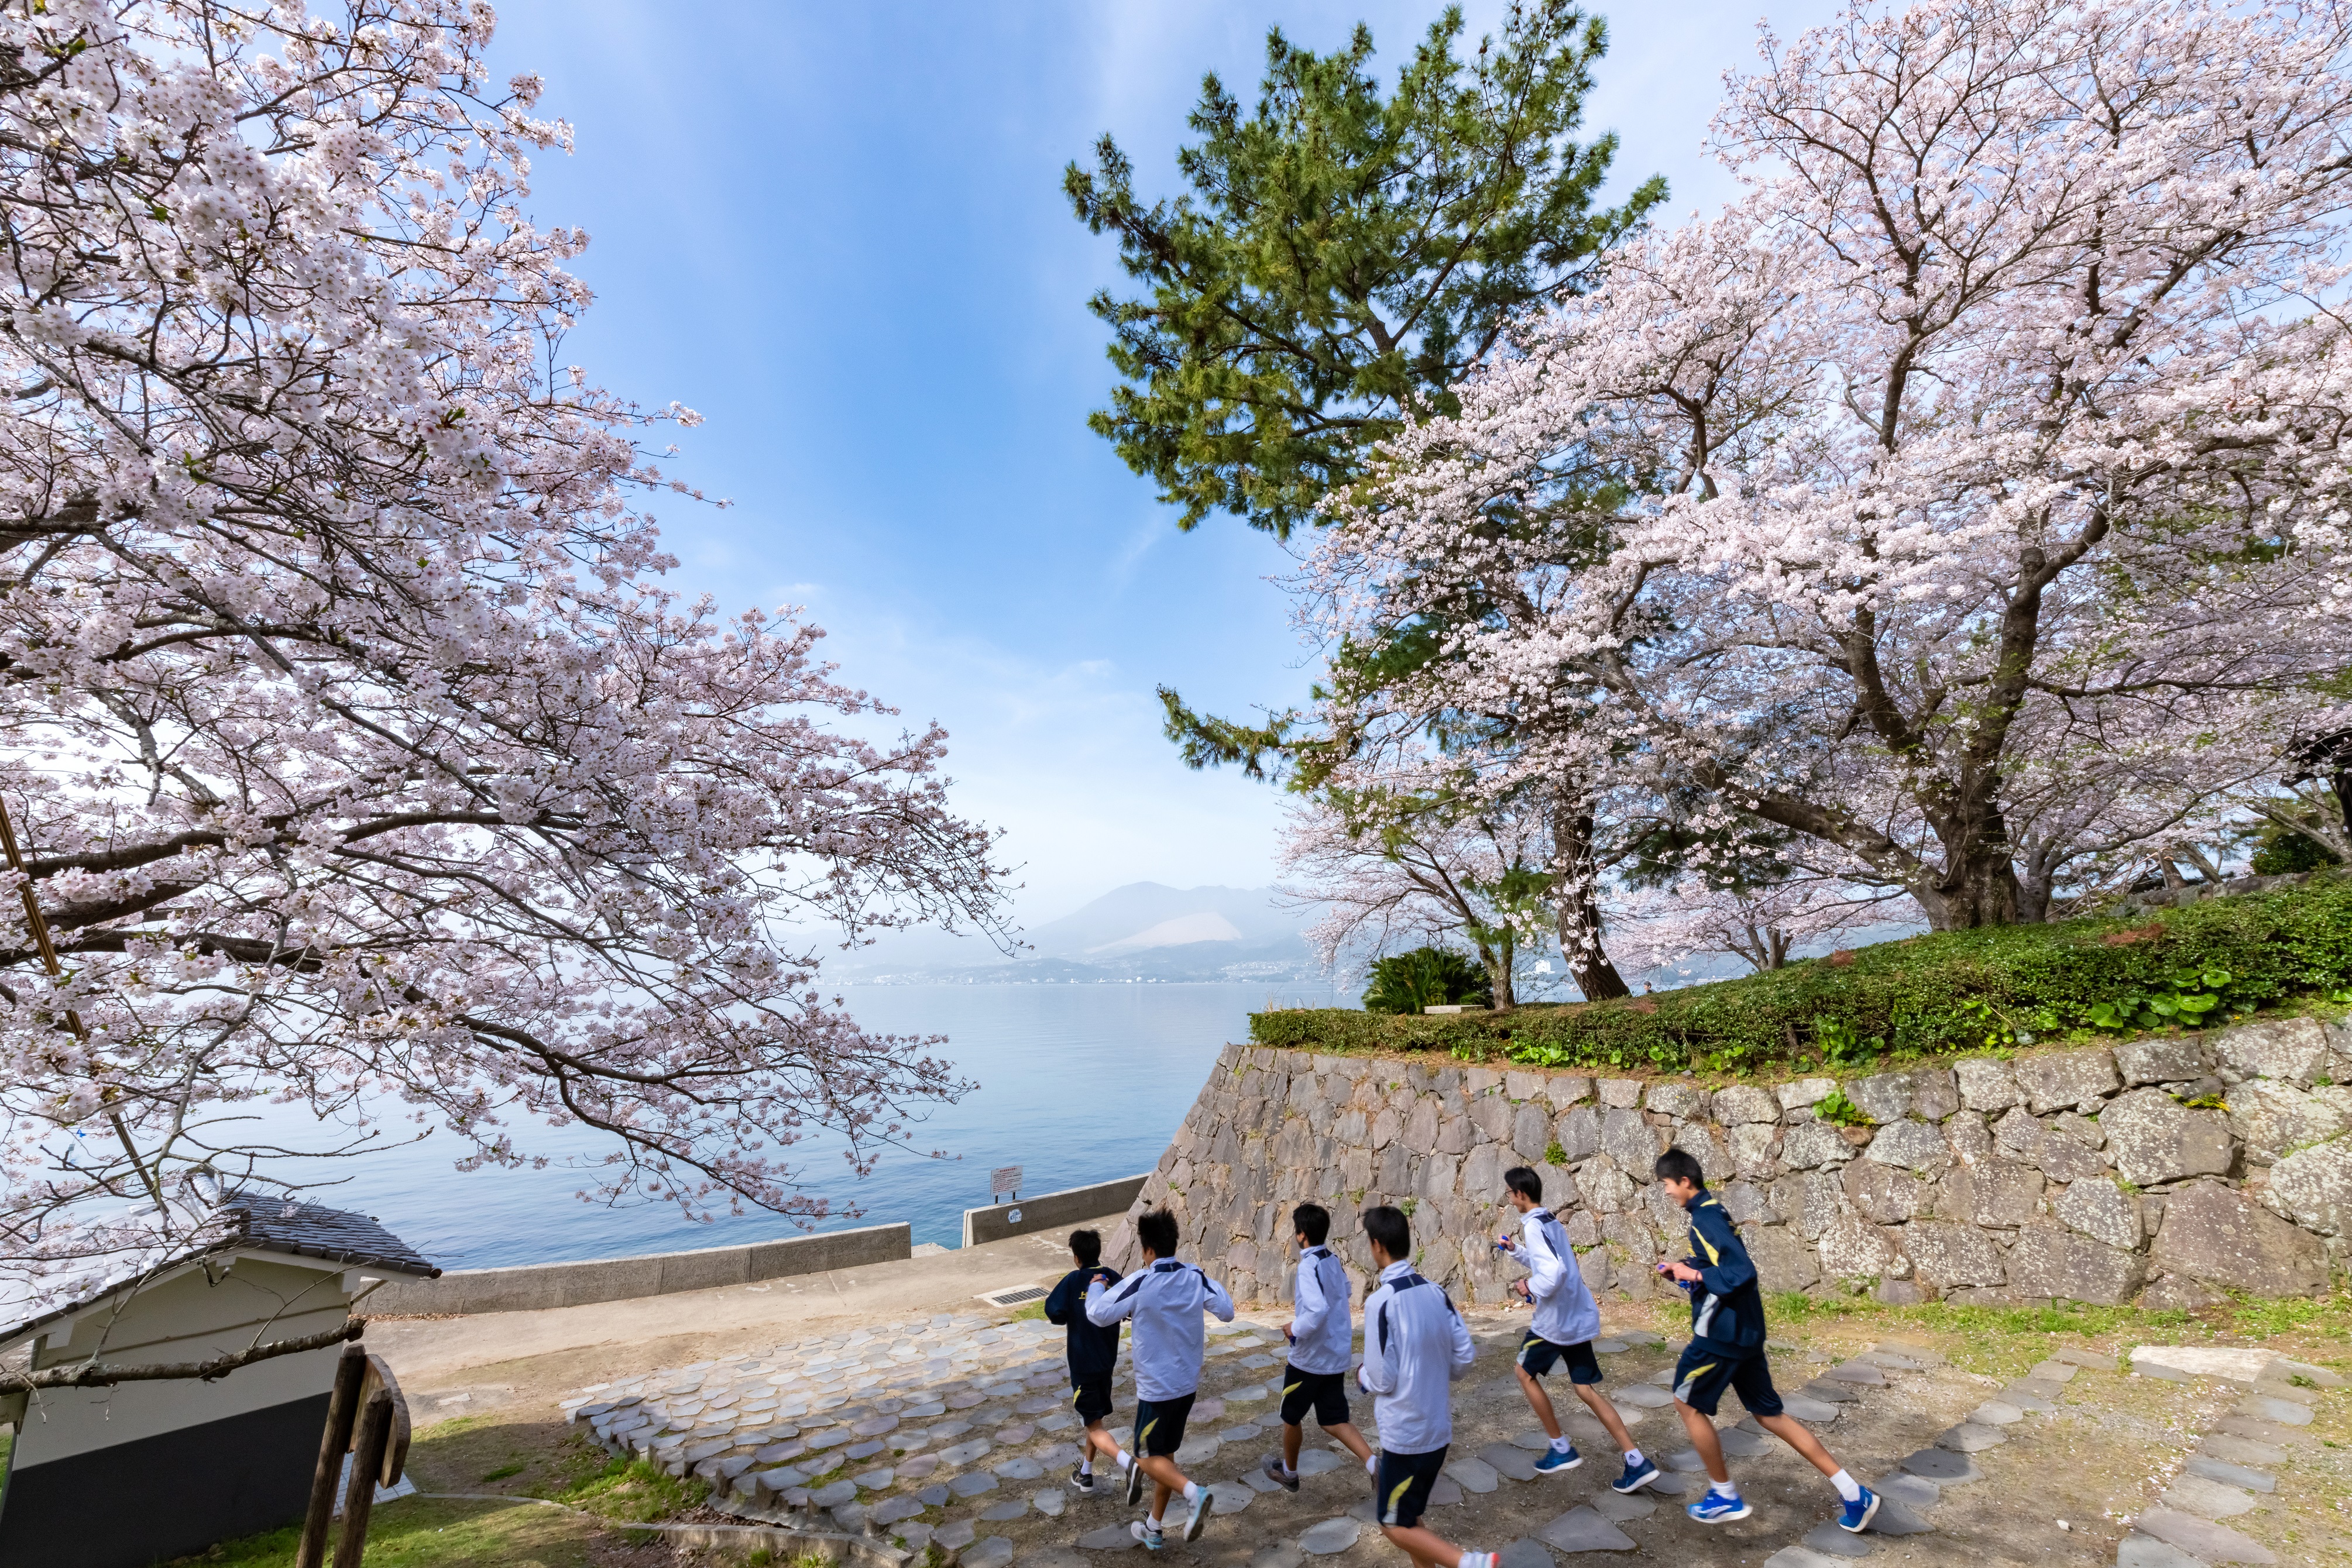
[297,981,1347,1271]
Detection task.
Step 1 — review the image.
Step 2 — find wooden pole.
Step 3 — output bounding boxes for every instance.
[332,1389,394,1568]
[294,1340,369,1568]
[0,790,164,1211]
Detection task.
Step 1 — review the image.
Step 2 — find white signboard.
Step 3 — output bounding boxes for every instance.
[990,1165,1023,1201]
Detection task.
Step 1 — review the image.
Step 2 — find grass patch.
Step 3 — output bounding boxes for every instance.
[1010,1301,1049,1322]
[551,1454,710,1524]
[480,1462,526,1482]
[1249,871,2352,1078]
[164,1495,593,1567]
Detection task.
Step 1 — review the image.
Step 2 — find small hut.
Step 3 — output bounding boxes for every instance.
[0,1188,438,1568]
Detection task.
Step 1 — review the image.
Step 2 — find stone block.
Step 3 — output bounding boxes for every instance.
[2054,1176,2142,1249]
[1863,1118,1951,1176]
[1903,1221,2005,1288]
[1781,1123,1855,1170]
[1646,1082,1707,1118]
[1778,1076,1838,1110]
[1843,1159,1926,1223]
[1728,1122,1781,1178]
[1546,1073,1595,1106]
[1714,1085,1781,1124]
[2014,1048,2119,1113]
[1942,1161,2045,1229]
[2151,1180,2328,1297]
[2117,1037,2211,1086]
[1598,1078,1643,1109]
[1817,1215,1898,1280]
[1848,1072,1916,1124]
[2227,1079,2350,1164]
[2100,1089,2233,1188]
[1744,1223,1821,1292]
[1600,1109,1661,1175]
[1577,1158,1633,1213]
[1553,1107,1601,1165]
[2265,1132,2352,1236]
[2004,1225,2142,1305]
[1513,1101,1556,1157]
[1954,1057,2022,1111]
[2214,1017,2332,1088]
[1505,1071,1548,1103]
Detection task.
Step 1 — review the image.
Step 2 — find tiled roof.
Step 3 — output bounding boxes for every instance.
[221,1189,441,1278]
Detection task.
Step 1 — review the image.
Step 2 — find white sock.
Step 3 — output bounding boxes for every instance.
[1115,1451,1134,1471]
[1550,1435,1572,1454]
[1710,1478,1740,1500]
[1831,1469,1862,1503]
[1623,1447,1644,1467]
[1079,1459,1093,1476]
[1148,1512,1165,1530]
[1182,1481,1201,1502]
[1461,1555,1497,1568]
[1365,1453,1379,1474]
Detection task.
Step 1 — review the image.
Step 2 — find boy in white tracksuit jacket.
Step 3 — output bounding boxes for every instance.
[1354,1205,1494,1568]
[1496,1165,1660,1494]
[1085,1207,1234,1548]
[1262,1202,1375,1490]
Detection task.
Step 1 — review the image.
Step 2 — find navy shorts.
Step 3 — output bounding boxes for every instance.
[1671,1341,1783,1418]
[1516,1330,1604,1384]
[1374,1445,1448,1529]
[1072,1374,1113,1423]
[1132,1392,1196,1457]
[1279,1366,1351,1429]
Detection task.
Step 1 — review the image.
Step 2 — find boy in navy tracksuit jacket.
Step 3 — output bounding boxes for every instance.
[1653,1148,1879,1534]
[1043,1227,1124,1494]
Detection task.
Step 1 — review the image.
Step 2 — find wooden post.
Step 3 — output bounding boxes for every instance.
[332,1390,394,1568]
[294,1340,369,1568]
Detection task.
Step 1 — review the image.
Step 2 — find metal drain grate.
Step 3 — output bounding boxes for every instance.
[977,1285,1050,1308]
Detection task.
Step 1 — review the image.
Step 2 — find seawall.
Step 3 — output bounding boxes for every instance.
[1101,1015,2352,1313]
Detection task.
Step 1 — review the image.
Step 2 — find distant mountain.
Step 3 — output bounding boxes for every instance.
[836,882,1326,984]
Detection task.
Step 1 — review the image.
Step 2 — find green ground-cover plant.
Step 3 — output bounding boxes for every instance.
[1362,945,1492,1014]
[1251,873,2352,1075]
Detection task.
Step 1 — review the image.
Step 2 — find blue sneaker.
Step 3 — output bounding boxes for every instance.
[1533,1445,1582,1475]
[1687,1489,1753,1524]
[1131,1520,1165,1551]
[1611,1456,1661,1494]
[1838,1487,1880,1533]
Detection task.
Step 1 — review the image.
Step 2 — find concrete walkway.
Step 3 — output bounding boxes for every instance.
[368,1211,1121,1407]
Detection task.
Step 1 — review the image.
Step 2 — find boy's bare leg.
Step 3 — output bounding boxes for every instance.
[1326,1420,1375,1465]
[1083,1420,1122,1464]
[1379,1524,1469,1568]
[1756,1412,1843,1480]
[1282,1420,1304,1471]
[1515,1364,1561,1439]
[1572,1383,1637,1453]
[1672,1399,1732,1485]
[1137,1457,1186,1519]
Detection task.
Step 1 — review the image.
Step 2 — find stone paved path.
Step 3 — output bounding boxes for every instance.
[559,1311,2070,1568]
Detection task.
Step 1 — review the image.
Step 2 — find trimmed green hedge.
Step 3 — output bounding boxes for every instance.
[1248,874,2352,1075]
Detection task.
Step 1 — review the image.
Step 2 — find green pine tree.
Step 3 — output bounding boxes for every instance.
[1065,1,1666,539]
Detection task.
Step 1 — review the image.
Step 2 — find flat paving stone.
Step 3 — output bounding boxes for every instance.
[899,1454,941,1478]
[2006,1377,2066,1404]
[1859,1350,1925,1371]
[1763,1550,1850,1568]
[854,1415,901,1436]
[994,1456,1045,1481]
[1427,1477,1464,1508]
[1038,1412,1076,1433]
[1591,1339,1630,1353]
[1242,1354,1279,1369]
[1250,1548,1303,1568]
[1938,1423,2006,1453]
[2116,1535,2205,1568]
[949,1392,986,1409]
[2214,1415,2305,1447]
[1206,1481,1256,1515]
[1967,1401,2023,1426]
[950,1471,999,1497]
[1716,1428,1768,1457]
[979,1499,1029,1522]
[1826,1363,1887,1386]
[869,1497,925,1525]
[1077,1524,1137,1550]
[1221,1424,1265,1443]
[2025,1360,2078,1383]
[918,1484,950,1507]
[1511,1431,1554,1452]
[1588,1492,1654,1522]
[1173,1438,1223,1467]
[1024,1550,1088,1568]
[2160,1473,2256,1518]
[2237,1395,2312,1425]
[1662,1450,1710,1473]
[1616,1329,1666,1346]
[1299,1518,1363,1555]
[854,1466,895,1490]
[2049,1348,2116,1372]
[966,1537,1015,1568]
[1537,1506,1637,1553]
[1498,1540,1554,1568]
[1033,1489,1066,1517]
[1864,1498,1931,1536]
[1781,1395,1843,1422]
[1225,1384,1269,1402]
[940,1439,994,1467]
[1802,1380,1862,1403]
[1643,1471,1691,1497]
[1899,1449,1982,1483]
[1015,1397,1056,1415]
[1243,1469,1285,1494]
[1445,1456,1501,1493]
[2134,1507,2278,1564]
[2189,1456,2277,1491]
[1295,1450,1345,1477]
[1480,1443,1539,1481]
[809,1480,859,1508]
[1613,1384,1672,1408]
[1800,1523,1872,1557]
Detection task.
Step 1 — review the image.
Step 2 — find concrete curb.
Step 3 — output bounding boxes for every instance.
[960,1174,1149,1248]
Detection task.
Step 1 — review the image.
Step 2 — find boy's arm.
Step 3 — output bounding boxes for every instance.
[1085,1273,1142,1327]
[1444,1297,1477,1380]
[1690,1205,1757,1296]
[1354,1292,1398,1394]
[1290,1260,1333,1343]
[1202,1272,1237,1323]
[1043,1270,1076,1325]
[1522,1218,1567,1303]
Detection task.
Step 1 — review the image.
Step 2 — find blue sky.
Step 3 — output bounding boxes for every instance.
[482,0,1842,923]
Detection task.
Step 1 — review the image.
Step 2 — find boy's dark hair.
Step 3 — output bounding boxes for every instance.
[1292,1203,1330,1246]
[1069,1228,1101,1267]
[1503,1165,1543,1203]
[1136,1208,1179,1258]
[1654,1147,1707,1188]
[1361,1204,1412,1261]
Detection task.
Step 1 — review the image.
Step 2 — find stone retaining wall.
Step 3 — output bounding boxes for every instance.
[1103,1015,2352,1313]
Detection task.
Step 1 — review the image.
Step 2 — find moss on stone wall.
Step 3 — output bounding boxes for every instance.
[1250,873,2352,1077]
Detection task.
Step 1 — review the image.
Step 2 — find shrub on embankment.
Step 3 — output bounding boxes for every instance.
[1249,873,2352,1076]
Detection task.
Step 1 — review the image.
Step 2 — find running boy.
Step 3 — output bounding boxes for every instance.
[1495,1165,1660,1493]
[1653,1147,1879,1533]
[1086,1208,1235,1548]
[1262,1202,1375,1491]
[1354,1205,1496,1568]
[1043,1227,1123,1494]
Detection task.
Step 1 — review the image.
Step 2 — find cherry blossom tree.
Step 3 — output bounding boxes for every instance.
[1319,0,2352,931]
[0,0,1012,1304]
